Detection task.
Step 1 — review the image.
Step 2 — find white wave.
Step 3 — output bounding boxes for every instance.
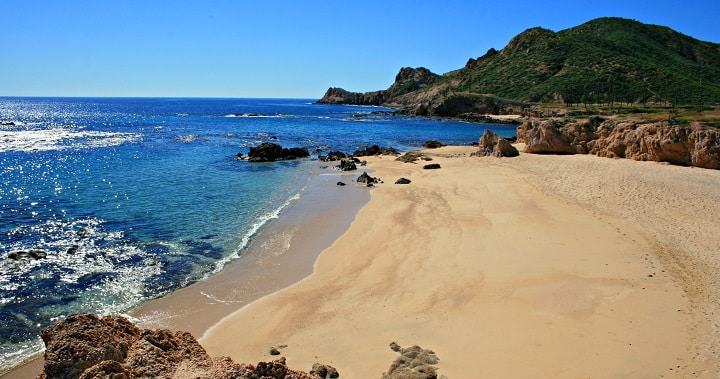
[0,128,141,152]
[205,183,307,277]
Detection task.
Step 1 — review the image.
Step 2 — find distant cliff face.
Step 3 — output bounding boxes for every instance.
[317,67,439,108]
[317,87,385,106]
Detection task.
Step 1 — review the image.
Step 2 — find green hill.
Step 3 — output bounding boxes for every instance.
[448,17,720,106]
[320,17,720,114]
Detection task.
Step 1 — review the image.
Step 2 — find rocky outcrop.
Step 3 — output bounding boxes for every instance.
[382,342,444,379]
[353,145,398,157]
[37,314,319,379]
[422,140,443,149]
[317,67,439,107]
[472,130,519,157]
[316,87,385,106]
[247,143,310,162]
[357,172,381,186]
[517,118,720,169]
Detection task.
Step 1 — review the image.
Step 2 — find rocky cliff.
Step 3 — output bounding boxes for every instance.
[517,118,720,169]
[317,67,525,118]
[317,67,441,110]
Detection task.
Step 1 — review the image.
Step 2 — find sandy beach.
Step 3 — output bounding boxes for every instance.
[198,146,720,377]
[6,145,720,378]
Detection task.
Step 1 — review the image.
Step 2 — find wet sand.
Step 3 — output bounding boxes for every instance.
[1,168,369,378]
[200,146,720,377]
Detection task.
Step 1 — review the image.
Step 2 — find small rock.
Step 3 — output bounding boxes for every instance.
[356,172,379,185]
[395,178,412,184]
[310,363,339,379]
[423,163,441,169]
[422,140,443,149]
[336,181,346,186]
[269,347,281,355]
[337,159,357,171]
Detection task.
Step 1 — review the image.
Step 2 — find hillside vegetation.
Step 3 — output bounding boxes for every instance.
[320,18,720,116]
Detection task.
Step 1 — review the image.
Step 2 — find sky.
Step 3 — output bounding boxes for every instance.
[1,0,719,99]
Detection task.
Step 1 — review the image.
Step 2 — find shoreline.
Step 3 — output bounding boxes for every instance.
[200,146,720,377]
[7,146,720,377]
[0,165,370,378]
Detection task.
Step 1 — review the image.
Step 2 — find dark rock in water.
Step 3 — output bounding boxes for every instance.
[422,140,443,149]
[423,163,441,169]
[248,142,310,162]
[337,181,346,186]
[67,246,79,255]
[337,158,357,171]
[353,145,398,157]
[7,250,47,260]
[76,228,91,237]
[235,152,246,160]
[310,363,340,379]
[319,150,350,162]
[357,172,380,186]
[382,342,442,379]
[37,314,321,379]
[472,129,519,157]
[395,178,412,184]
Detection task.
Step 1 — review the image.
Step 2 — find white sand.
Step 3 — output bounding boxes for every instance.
[201,146,720,377]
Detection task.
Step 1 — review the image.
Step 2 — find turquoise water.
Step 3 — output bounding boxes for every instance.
[0,97,516,370]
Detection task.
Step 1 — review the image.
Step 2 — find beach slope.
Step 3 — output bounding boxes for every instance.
[201,146,720,377]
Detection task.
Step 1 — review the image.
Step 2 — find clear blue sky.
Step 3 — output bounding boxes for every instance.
[1,0,718,98]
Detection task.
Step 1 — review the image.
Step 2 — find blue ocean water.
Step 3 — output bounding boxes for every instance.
[0,97,516,371]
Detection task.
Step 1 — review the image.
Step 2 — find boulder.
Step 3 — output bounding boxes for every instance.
[353,145,398,157]
[357,172,380,186]
[518,119,578,154]
[472,130,519,157]
[382,342,442,379]
[337,159,357,171]
[309,363,340,379]
[319,151,350,162]
[516,118,720,169]
[396,151,425,163]
[422,140,443,149]
[248,143,310,162]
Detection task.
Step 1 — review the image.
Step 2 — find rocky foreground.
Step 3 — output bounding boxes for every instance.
[36,314,443,379]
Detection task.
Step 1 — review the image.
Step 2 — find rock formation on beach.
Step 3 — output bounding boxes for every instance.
[36,314,447,379]
[382,343,444,379]
[517,118,720,169]
[472,130,519,157]
[36,314,319,379]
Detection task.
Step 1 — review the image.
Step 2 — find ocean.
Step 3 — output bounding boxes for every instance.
[0,97,516,371]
